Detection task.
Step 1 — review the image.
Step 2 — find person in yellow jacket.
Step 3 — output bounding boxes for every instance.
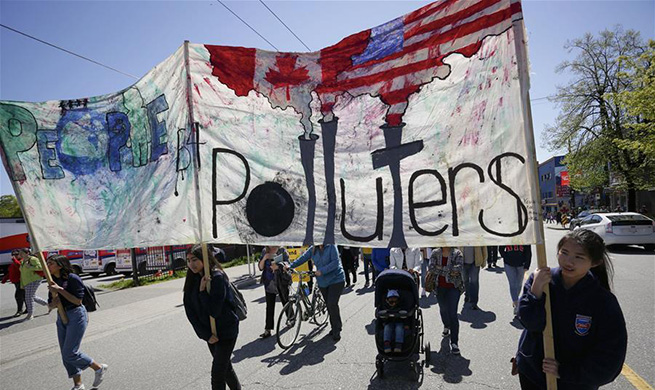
[18,248,48,320]
[461,246,487,310]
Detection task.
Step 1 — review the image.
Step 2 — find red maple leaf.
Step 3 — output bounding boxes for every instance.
[264,55,310,101]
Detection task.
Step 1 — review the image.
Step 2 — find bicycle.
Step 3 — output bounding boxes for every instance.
[276,269,328,349]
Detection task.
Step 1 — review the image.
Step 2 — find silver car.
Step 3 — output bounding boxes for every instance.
[576,212,655,251]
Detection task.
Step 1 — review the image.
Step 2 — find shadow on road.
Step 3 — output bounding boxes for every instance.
[365,318,376,335]
[419,294,437,309]
[458,306,496,329]
[356,284,375,296]
[232,335,277,363]
[260,324,334,375]
[428,338,472,383]
[484,266,505,274]
[0,315,25,330]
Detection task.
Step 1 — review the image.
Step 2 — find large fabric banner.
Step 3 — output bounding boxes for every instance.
[1,0,539,250]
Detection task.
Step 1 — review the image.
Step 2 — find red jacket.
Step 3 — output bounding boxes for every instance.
[1,258,21,284]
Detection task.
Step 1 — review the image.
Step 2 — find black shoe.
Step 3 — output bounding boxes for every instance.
[259,331,272,338]
[332,332,341,341]
[471,304,479,310]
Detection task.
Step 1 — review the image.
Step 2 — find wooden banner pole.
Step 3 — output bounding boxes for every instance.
[202,242,218,337]
[184,41,217,338]
[513,18,557,389]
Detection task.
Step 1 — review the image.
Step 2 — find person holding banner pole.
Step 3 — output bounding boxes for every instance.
[516,230,627,390]
[46,255,108,390]
[184,244,241,390]
[18,248,49,320]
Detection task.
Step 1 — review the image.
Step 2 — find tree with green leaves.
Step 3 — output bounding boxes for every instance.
[611,39,655,163]
[543,27,654,211]
[0,194,23,218]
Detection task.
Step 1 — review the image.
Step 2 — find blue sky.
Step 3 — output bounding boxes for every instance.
[1,0,653,196]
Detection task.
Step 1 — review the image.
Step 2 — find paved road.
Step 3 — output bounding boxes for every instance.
[0,227,652,389]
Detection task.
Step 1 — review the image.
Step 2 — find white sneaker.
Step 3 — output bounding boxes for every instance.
[450,343,460,355]
[24,314,34,321]
[71,384,85,390]
[92,364,108,387]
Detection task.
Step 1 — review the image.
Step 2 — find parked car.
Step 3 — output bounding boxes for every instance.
[575,212,655,251]
[569,209,605,230]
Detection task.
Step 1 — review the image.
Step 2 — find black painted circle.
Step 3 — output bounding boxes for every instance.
[246,182,295,237]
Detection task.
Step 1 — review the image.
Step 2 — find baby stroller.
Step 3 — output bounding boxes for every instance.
[374,269,430,381]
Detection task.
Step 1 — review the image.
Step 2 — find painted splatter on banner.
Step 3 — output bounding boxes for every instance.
[0,0,539,250]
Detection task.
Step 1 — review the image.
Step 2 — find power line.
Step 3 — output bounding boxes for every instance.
[259,0,311,52]
[217,0,279,51]
[0,23,139,80]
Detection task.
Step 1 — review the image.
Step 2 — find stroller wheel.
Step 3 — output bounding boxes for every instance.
[425,342,431,367]
[376,359,384,379]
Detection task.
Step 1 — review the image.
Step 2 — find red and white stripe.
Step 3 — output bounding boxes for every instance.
[321,0,522,100]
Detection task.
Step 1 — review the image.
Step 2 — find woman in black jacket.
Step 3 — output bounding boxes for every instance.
[183,244,241,390]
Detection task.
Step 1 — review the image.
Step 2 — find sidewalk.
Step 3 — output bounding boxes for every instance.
[0,263,258,370]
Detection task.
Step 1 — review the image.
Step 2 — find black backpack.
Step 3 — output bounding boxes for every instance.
[82,283,99,312]
[214,271,246,321]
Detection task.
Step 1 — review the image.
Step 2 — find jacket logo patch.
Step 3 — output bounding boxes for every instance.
[575,314,592,336]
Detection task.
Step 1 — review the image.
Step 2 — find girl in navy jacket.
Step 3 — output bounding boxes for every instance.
[184,244,241,390]
[516,229,627,390]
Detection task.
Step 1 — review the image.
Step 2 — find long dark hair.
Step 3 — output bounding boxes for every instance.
[557,229,614,290]
[183,244,226,293]
[47,254,74,279]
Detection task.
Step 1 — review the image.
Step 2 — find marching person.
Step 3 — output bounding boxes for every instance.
[500,244,532,316]
[184,244,241,390]
[258,246,291,338]
[516,229,627,390]
[428,247,465,355]
[339,246,359,287]
[1,250,25,317]
[361,247,374,287]
[371,247,391,285]
[18,248,48,320]
[461,246,487,310]
[46,255,108,390]
[288,245,345,341]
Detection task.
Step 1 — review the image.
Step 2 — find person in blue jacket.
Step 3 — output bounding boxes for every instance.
[516,229,627,390]
[184,244,241,390]
[288,245,345,341]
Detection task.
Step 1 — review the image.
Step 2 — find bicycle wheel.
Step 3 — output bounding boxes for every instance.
[276,300,302,349]
[311,291,329,326]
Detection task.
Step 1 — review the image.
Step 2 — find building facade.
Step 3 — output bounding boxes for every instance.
[538,155,571,214]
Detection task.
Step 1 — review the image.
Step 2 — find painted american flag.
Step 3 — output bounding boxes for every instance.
[206,0,524,129]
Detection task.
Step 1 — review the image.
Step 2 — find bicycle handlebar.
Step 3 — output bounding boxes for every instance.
[288,268,317,278]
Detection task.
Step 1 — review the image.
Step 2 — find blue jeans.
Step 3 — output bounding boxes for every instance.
[383,321,405,345]
[421,258,428,287]
[56,306,93,378]
[462,263,480,305]
[436,287,461,345]
[505,265,525,302]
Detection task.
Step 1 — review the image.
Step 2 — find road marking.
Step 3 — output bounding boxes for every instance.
[622,363,654,390]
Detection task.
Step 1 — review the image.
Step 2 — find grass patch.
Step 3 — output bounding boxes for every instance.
[97,253,260,290]
[222,252,259,269]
